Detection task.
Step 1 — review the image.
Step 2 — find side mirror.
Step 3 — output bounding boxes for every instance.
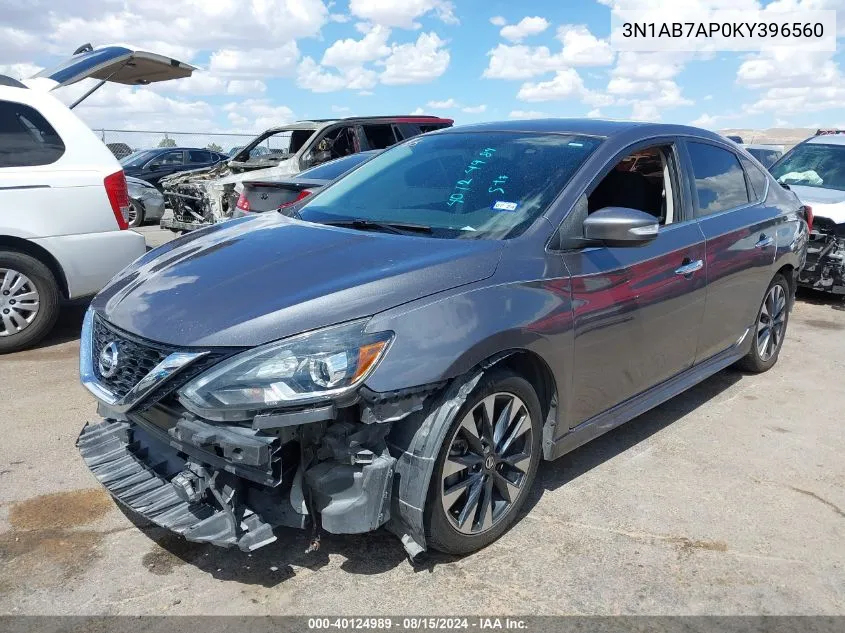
[583,207,659,246]
[148,162,161,171]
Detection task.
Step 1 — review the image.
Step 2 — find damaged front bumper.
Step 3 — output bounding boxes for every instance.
[77,403,397,552]
[797,216,845,295]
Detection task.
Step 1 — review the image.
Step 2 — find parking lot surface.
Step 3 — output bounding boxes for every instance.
[0,228,843,615]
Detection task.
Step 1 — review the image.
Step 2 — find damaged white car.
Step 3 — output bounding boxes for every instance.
[160,116,453,232]
[770,132,845,296]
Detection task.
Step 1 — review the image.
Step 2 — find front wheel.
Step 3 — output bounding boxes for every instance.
[425,369,542,555]
[736,273,791,373]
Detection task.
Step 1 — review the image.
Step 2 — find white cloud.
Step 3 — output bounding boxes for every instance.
[348,0,458,29]
[329,13,350,22]
[587,108,603,118]
[223,99,295,133]
[0,62,42,80]
[210,44,300,78]
[483,25,612,80]
[500,16,550,42]
[509,110,547,119]
[331,105,351,112]
[557,25,614,66]
[490,16,507,26]
[411,106,426,115]
[632,102,661,121]
[691,113,719,128]
[428,98,459,108]
[462,104,487,113]
[606,52,694,120]
[321,24,391,68]
[226,79,267,95]
[379,32,450,85]
[297,57,378,92]
[517,69,587,101]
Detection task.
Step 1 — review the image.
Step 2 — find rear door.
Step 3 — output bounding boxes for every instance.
[26,45,195,92]
[682,140,779,362]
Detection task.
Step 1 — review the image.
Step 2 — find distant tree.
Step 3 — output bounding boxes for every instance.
[158,136,176,148]
[206,142,223,152]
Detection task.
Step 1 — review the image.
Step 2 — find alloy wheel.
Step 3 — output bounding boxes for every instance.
[441,392,533,535]
[0,268,40,337]
[757,282,787,362]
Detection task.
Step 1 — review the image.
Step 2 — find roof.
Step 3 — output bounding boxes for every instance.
[807,134,845,146]
[438,118,724,141]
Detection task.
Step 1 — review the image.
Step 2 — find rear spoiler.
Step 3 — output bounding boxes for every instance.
[815,129,845,136]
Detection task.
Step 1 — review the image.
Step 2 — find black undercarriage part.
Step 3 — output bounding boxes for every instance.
[798,217,845,295]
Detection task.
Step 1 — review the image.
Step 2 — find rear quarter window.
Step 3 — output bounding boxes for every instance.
[687,141,749,216]
[0,100,65,168]
[741,157,769,202]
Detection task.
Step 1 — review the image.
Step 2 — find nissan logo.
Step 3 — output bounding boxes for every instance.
[98,342,120,378]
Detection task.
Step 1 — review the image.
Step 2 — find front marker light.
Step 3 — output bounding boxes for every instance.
[177,319,392,422]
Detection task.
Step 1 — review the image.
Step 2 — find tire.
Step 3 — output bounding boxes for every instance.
[425,368,543,555]
[0,250,61,354]
[127,199,145,228]
[735,273,791,373]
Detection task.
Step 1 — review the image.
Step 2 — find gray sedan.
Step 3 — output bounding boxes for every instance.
[126,175,165,227]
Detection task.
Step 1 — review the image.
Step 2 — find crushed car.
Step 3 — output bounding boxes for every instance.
[770,132,845,295]
[78,120,806,560]
[160,116,453,232]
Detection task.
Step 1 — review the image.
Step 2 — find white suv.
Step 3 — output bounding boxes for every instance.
[0,45,194,352]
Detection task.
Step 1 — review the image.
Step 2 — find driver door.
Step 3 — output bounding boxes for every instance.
[559,142,708,426]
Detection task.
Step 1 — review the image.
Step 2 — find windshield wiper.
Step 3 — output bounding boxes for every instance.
[321,219,433,235]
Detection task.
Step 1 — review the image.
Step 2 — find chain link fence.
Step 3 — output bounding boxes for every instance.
[95,129,263,160]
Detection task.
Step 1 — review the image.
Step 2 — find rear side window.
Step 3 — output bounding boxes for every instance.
[188,150,211,163]
[687,142,749,216]
[742,157,769,202]
[363,124,398,150]
[0,100,65,168]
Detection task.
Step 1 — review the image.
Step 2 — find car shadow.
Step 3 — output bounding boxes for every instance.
[127,368,744,585]
[795,287,845,311]
[521,368,744,513]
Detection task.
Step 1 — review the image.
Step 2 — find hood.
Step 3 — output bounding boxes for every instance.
[217,157,300,187]
[93,213,504,347]
[788,184,845,224]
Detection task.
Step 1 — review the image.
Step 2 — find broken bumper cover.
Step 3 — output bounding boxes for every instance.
[797,219,845,295]
[160,215,213,232]
[77,412,397,552]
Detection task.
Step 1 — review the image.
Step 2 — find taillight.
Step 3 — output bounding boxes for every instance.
[236,192,250,212]
[802,205,814,232]
[279,189,313,209]
[104,171,129,230]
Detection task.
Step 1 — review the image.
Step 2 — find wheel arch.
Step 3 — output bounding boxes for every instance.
[0,235,69,298]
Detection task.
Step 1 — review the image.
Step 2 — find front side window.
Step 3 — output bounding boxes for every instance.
[298,132,602,239]
[770,142,845,191]
[0,100,65,168]
[152,151,184,167]
[687,142,749,216]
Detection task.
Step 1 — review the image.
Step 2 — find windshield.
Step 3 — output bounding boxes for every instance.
[299,152,376,180]
[297,132,602,239]
[236,129,317,161]
[120,150,157,168]
[770,143,845,191]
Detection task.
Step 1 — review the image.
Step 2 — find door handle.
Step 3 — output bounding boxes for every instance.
[755,234,774,249]
[675,259,703,276]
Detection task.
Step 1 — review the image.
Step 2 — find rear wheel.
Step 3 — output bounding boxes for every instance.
[127,199,145,228]
[425,369,542,555]
[0,251,60,353]
[736,273,790,373]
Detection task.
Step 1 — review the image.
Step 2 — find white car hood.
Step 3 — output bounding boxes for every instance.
[788,185,845,224]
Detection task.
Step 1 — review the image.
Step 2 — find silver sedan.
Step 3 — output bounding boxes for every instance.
[126,175,166,227]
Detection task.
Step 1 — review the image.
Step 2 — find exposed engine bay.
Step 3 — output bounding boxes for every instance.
[797,214,845,295]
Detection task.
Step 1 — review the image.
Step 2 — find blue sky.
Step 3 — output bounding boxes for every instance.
[2,0,843,134]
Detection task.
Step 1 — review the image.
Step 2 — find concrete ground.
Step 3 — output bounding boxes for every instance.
[1,227,844,615]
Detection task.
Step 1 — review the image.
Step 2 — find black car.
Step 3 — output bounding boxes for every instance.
[234,150,380,216]
[78,119,807,560]
[121,147,228,188]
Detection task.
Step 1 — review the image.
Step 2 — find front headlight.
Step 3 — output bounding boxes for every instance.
[178,319,392,422]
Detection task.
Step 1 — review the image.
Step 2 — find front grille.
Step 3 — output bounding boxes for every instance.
[93,315,170,398]
[91,315,237,410]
